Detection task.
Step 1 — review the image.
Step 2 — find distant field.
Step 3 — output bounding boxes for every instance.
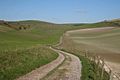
[60,20,120,79]
[0,20,83,50]
[68,27,120,63]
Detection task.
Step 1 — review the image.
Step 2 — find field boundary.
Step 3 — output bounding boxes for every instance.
[83,50,120,80]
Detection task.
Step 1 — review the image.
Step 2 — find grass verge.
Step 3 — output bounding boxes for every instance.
[60,49,109,80]
[0,46,58,80]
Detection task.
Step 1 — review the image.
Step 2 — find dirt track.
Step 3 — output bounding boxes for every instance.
[16,47,82,80]
[43,49,82,80]
[16,47,65,80]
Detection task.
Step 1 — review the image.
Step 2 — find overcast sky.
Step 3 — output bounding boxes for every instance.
[0,0,120,23]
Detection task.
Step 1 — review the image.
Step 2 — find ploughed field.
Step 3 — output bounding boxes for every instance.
[66,27,120,75]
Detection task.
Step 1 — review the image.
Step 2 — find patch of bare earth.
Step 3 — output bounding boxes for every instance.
[67,27,115,33]
[42,49,82,80]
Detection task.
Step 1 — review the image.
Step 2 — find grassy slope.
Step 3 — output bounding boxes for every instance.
[0,20,83,80]
[0,46,58,80]
[69,19,120,29]
[0,25,13,32]
[0,20,86,51]
[0,19,120,80]
[0,21,61,80]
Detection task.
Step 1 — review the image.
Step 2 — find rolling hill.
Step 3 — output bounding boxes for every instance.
[0,20,84,80]
[0,19,120,80]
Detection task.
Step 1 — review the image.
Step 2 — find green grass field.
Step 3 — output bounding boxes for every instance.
[0,20,90,51]
[0,46,58,80]
[0,20,84,80]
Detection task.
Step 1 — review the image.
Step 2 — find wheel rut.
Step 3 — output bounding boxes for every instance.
[42,49,82,80]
